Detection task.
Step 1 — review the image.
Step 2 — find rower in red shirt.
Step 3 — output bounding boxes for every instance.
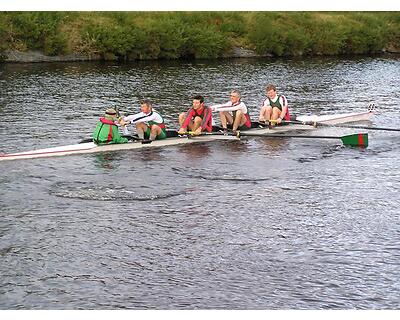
[178,95,213,135]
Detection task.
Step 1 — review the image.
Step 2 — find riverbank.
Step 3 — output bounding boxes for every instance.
[3,47,400,64]
[1,46,271,63]
[1,12,399,63]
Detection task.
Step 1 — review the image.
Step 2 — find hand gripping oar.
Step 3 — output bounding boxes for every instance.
[237,132,369,147]
[283,120,400,133]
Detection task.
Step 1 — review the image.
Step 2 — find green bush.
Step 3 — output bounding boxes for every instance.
[5,12,67,55]
[81,20,135,59]
[44,33,68,56]
[311,24,343,55]
[147,17,187,59]
[180,24,228,59]
[0,15,9,54]
[219,12,246,36]
[247,13,287,56]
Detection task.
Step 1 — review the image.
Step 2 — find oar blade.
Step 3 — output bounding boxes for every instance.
[340,133,368,147]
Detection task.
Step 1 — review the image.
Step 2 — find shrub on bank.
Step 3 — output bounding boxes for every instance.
[77,12,231,60]
[246,12,397,56]
[0,15,8,57]
[5,12,68,55]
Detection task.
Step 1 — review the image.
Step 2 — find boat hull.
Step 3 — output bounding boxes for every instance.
[295,110,373,125]
[0,110,374,162]
[0,135,239,161]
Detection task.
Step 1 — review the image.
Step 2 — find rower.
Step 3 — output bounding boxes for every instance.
[259,84,290,126]
[178,95,213,136]
[210,89,251,134]
[92,108,129,145]
[119,100,167,141]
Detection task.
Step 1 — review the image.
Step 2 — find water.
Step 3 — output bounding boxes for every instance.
[0,56,399,309]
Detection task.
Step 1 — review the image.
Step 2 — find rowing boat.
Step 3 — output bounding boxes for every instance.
[0,109,373,162]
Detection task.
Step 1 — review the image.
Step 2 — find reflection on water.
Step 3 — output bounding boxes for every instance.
[93,152,124,170]
[1,55,400,309]
[178,142,212,159]
[136,148,165,162]
[216,139,250,155]
[251,136,290,153]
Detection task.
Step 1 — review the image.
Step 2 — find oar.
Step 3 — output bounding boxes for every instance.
[138,131,200,144]
[283,119,400,132]
[178,131,216,137]
[238,132,369,147]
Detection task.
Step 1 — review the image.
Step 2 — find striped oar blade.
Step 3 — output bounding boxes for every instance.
[340,133,368,147]
[238,132,369,147]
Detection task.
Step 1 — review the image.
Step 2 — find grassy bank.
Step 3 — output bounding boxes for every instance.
[0,12,399,61]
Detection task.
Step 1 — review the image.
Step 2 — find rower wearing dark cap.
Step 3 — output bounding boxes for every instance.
[92,108,129,145]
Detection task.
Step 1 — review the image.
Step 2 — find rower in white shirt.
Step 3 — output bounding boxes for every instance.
[119,100,167,141]
[210,89,252,134]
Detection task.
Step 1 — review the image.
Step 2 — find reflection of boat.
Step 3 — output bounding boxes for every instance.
[0,109,373,162]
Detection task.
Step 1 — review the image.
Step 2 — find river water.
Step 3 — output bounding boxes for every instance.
[0,56,399,309]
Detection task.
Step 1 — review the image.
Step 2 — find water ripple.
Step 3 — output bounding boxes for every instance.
[50,182,192,201]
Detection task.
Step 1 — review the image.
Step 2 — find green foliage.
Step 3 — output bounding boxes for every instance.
[85,24,135,57]
[219,12,246,36]
[147,17,187,59]
[182,25,228,59]
[342,14,388,54]
[4,12,68,55]
[78,12,230,60]
[142,12,231,59]
[44,33,68,56]
[309,19,347,55]
[246,12,398,56]
[0,14,9,54]
[0,11,399,60]
[247,13,288,56]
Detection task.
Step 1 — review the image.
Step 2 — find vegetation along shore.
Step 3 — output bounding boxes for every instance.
[0,12,399,63]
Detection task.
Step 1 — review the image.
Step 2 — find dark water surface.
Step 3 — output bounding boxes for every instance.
[0,56,399,309]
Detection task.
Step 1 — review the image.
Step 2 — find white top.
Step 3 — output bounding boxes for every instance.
[262,95,288,108]
[123,110,163,124]
[210,101,248,114]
